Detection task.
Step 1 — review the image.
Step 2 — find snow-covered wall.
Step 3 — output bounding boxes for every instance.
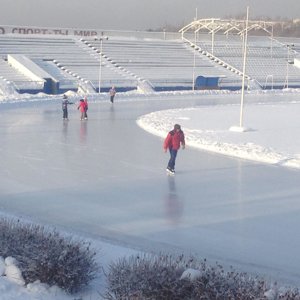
[7,55,60,93]
[7,55,48,82]
[294,58,300,69]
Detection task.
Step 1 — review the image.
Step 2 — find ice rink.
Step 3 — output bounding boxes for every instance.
[1,95,300,285]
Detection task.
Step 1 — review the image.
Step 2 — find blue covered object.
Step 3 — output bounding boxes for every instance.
[195,76,220,90]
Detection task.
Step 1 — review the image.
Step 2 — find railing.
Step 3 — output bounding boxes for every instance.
[182,36,264,90]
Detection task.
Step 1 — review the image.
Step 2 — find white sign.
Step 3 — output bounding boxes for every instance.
[0,25,100,37]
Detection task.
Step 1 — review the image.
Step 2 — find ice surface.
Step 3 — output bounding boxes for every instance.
[0,91,300,299]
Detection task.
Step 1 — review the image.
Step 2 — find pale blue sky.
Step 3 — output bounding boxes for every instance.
[1,0,299,30]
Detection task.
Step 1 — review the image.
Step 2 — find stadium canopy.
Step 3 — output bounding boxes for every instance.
[179,18,276,55]
[179,18,275,37]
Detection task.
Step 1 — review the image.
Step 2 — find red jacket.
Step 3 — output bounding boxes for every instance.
[77,101,86,112]
[163,129,185,151]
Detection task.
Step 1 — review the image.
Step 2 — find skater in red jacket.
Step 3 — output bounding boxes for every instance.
[77,99,87,120]
[163,124,185,174]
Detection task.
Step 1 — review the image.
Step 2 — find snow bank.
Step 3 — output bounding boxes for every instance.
[0,256,70,300]
[137,101,300,169]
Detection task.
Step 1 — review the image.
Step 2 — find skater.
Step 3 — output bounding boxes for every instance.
[77,98,87,120]
[109,86,116,103]
[84,96,88,120]
[163,124,185,175]
[62,94,73,120]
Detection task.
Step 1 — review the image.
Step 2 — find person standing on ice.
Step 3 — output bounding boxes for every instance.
[77,98,87,121]
[109,86,116,103]
[84,96,88,120]
[62,94,73,120]
[163,124,185,175]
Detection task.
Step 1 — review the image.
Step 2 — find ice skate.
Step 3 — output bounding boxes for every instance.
[166,167,175,176]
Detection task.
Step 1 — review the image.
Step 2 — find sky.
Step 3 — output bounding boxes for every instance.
[0,0,299,31]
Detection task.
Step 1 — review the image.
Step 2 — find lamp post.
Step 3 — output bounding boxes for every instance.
[94,36,108,93]
[192,31,197,91]
[229,6,250,133]
[192,8,198,91]
[239,6,249,129]
[285,44,294,89]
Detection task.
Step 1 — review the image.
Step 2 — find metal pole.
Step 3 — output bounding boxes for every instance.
[212,30,214,55]
[192,31,197,91]
[239,6,249,128]
[98,38,103,94]
[286,45,290,89]
[270,25,273,58]
[192,8,198,91]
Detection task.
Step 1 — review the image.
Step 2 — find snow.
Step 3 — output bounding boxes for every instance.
[4,257,25,286]
[0,88,300,299]
[137,100,300,169]
[180,268,202,281]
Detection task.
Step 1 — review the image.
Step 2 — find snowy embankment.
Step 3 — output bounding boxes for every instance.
[137,100,300,169]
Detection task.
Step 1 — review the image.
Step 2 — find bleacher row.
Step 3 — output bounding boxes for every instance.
[196,34,300,88]
[0,33,299,95]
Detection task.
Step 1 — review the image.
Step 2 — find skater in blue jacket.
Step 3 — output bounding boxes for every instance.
[62,94,73,120]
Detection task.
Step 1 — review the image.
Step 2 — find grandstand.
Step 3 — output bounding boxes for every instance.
[180,19,300,90]
[0,35,137,94]
[0,21,299,96]
[86,37,243,91]
[193,34,300,89]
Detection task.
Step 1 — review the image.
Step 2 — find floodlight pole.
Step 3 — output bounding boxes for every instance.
[192,31,197,91]
[192,9,198,91]
[99,38,103,93]
[95,36,108,93]
[285,44,293,89]
[270,25,274,58]
[239,6,249,128]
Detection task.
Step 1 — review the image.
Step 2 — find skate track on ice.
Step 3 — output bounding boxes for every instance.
[0,96,300,285]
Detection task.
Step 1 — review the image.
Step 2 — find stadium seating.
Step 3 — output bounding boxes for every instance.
[0,32,299,95]
[196,34,300,89]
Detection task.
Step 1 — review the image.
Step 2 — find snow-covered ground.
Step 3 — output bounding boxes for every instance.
[137,99,300,169]
[0,88,300,299]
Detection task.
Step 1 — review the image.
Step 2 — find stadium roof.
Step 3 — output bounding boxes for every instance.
[179,18,276,36]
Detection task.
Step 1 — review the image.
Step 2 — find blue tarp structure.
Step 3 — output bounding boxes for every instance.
[195,76,220,90]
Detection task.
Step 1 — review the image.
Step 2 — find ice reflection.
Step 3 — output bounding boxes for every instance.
[164,176,183,225]
[109,105,115,122]
[62,120,68,142]
[79,121,88,143]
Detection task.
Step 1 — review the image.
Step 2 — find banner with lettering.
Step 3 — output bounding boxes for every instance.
[0,25,100,37]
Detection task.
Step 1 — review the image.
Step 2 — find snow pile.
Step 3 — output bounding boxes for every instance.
[137,101,300,169]
[180,268,201,281]
[3,257,25,286]
[0,256,69,300]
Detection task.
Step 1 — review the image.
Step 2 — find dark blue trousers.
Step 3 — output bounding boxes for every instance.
[63,109,68,119]
[167,148,178,170]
